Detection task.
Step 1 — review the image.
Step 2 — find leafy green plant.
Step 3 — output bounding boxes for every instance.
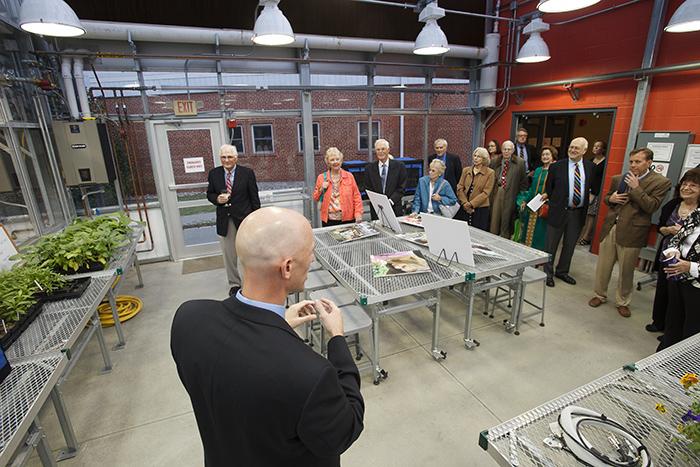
[0,265,66,324]
[18,213,134,273]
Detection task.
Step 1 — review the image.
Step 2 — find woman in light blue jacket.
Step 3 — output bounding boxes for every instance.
[412,159,458,215]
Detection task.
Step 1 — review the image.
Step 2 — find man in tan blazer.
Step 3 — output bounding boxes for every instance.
[589,147,672,317]
[490,140,528,238]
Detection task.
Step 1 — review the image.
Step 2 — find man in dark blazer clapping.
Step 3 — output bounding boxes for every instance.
[544,137,597,287]
[171,207,364,467]
[428,138,462,192]
[206,144,260,294]
[364,138,407,219]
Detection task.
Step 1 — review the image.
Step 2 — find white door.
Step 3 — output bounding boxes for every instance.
[150,119,227,260]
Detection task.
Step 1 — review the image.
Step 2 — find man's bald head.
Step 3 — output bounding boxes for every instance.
[237,207,312,272]
[568,137,588,161]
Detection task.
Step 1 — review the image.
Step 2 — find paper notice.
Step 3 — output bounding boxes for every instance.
[527,193,546,212]
[646,142,674,162]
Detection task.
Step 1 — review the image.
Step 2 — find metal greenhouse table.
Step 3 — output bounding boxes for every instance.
[481,333,700,467]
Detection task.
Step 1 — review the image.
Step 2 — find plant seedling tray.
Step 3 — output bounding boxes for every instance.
[37,277,91,302]
[0,300,44,350]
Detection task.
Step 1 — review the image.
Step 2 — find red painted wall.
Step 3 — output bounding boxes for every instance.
[485,0,700,250]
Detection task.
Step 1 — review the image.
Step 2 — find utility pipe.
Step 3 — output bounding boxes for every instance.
[72,57,91,118]
[81,20,488,60]
[60,56,79,119]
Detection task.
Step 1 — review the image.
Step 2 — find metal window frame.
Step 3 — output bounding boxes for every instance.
[357,120,381,151]
[251,123,274,154]
[228,125,245,155]
[296,121,320,153]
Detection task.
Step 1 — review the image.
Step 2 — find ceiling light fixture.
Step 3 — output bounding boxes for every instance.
[19,0,85,37]
[413,3,450,56]
[516,18,551,63]
[537,0,602,13]
[665,0,700,33]
[252,0,294,46]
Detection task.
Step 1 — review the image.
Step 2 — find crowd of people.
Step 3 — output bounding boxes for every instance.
[172,135,700,466]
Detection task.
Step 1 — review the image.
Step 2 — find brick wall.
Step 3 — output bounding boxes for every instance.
[100,84,472,195]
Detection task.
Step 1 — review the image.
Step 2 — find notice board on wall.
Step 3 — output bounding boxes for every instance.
[634,131,694,224]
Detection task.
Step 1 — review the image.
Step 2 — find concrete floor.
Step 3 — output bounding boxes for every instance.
[29,245,661,467]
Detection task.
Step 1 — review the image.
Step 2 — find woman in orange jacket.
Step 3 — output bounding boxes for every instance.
[313,147,364,226]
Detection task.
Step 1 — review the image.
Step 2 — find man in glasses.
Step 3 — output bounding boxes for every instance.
[207,144,261,296]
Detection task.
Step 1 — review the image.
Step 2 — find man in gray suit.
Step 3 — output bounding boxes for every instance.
[490,140,528,239]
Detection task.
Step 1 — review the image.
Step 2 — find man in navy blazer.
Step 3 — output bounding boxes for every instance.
[206,144,260,294]
[544,137,597,287]
[427,138,462,192]
[171,207,364,466]
[364,139,407,219]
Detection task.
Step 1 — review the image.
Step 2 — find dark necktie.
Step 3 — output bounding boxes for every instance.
[519,146,528,172]
[572,163,582,207]
[381,164,387,193]
[501,159,509,188]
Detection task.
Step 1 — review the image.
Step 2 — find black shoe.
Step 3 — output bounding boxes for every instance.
[645,323,663,333]
[555,273,576,285]
[546,276,555,287]
[229,286,240,296]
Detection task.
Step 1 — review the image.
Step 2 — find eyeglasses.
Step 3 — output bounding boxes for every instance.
[220,156,236,160]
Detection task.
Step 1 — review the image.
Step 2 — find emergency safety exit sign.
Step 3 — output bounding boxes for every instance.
[173,100,198,116]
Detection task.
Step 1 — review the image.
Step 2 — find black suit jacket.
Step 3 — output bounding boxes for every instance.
[364,159,407,218]
[545,158,595,229]
[427,153,462,191]
[515,143,540,173]
[171,296,364,467]
[206,165,261,235]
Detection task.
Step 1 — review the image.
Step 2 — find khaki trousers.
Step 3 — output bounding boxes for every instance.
[594,225,641,307]
[219,218,242,287]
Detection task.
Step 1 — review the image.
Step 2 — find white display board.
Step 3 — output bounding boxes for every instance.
[682,144,700,176]
[421,213,474,266]
[366,190,403,233]
[0,224,18,272]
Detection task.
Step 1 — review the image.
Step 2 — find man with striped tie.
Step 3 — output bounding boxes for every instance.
[543,137,597,287]
[207,144,261,295]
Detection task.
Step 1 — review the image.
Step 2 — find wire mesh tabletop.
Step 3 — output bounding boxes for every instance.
[482,334,700,467]
[5,275,114,361]
[0,353,66,464]
[314,227,466,305]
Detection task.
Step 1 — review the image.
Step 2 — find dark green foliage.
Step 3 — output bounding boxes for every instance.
[0,265,66,323]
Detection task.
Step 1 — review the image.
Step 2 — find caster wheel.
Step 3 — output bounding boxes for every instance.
[539,323,545,327]
[489,315,494,319]
[373,380,380,385]
[514,331,520,336]
[440,351,447,359]
[355,353,363,361]
[379,369,388,380]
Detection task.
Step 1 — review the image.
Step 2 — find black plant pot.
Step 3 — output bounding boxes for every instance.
[0,300,44,350]
[36,277,92,302]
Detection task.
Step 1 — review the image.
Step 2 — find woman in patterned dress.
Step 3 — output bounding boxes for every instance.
[517,146,558,250]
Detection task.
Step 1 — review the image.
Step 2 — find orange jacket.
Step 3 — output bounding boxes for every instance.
[313,169,363,223]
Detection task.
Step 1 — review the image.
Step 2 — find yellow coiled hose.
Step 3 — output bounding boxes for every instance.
[97,276,143,327]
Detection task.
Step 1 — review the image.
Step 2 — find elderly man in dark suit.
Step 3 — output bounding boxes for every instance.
[589,147,672,317]
[171,207,364,466]
[427,138,462,192]
[544,137,596,287]
[490,140,528,238]
[515,127,539,177]
[206,144,260,295]
[364,138,407,219]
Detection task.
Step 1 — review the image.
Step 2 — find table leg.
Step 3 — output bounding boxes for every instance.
[31,418,57,467]
[504,269,524,335]
[370,308,387,385]
[463,281,480,349]
[50,385,79,461]
[93,311,113,372]
[133,255,144,289]
[430,289,447,360]
[107,289,126,350]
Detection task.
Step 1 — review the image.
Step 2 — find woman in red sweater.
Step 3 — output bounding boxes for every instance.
[313,147,363,226]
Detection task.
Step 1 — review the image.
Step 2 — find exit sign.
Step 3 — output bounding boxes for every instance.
[173,100,198,116]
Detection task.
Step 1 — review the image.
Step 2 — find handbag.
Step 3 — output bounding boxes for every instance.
[437,180,460,218]
[318,171,328,203]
